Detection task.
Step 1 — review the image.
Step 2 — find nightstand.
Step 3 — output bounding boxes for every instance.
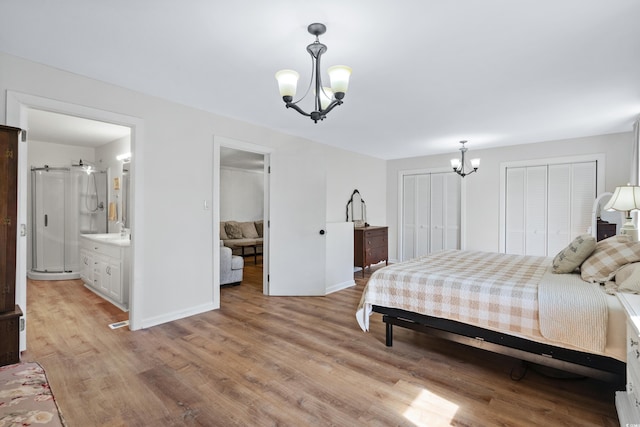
[615,292,640,423]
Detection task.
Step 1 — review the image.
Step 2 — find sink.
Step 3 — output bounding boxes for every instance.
[81,233,130,245]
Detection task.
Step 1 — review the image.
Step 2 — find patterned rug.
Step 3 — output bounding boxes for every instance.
[0,362,66,426]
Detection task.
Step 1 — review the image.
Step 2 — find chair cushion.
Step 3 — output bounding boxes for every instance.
[240,221,259,238]
[231,255,244,270]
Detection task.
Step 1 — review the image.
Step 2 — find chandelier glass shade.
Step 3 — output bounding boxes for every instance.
[275,23,352,123]
[450,140,480,178]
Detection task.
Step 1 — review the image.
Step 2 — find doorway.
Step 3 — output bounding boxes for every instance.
[214,137,271,301]
[6,91,145,350]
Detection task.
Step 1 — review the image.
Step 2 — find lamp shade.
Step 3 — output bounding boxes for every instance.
[327,65,352,93]
[275,69,300,97]
[603,185,640,212]
[319,87,334,110]
[471,158,480,168]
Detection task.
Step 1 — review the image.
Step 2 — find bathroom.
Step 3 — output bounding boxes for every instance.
[26,109,132,310]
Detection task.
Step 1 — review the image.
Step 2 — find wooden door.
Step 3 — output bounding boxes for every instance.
[0,125,20,313]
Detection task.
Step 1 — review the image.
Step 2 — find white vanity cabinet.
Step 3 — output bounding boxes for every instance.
[79,234,130,311]
[616,292,640,423]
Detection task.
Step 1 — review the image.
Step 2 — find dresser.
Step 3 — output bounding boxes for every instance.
[616,292,640,423]
[0,125,22,366]
[354,226,388,277]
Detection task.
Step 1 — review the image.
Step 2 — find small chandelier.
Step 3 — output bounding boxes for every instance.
[450,140,480,178]
[275,23,352,123]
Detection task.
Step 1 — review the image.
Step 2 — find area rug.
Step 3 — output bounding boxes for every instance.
[0,362,66,426]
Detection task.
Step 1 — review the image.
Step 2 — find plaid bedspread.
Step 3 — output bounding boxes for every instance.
[356,250,550,339]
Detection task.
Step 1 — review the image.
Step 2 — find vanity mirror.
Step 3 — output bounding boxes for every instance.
[346,189,367,227]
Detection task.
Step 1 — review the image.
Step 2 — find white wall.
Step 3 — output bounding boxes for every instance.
[220,167,264,222]
[28,140,96,168]
[387,132,633,259]
[1,52,387,329]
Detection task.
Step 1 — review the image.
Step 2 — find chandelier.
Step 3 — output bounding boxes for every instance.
[450,140,480,178]
[275,23,352,123]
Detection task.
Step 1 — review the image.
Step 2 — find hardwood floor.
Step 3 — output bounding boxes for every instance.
[22,259,621,426]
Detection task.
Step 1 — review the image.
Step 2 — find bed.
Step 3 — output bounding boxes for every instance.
[356,247,630,382]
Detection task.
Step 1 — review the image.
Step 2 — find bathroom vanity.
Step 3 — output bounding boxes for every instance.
[79,234,130,311]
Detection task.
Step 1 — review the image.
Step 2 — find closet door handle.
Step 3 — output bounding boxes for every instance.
[44,214,48,227]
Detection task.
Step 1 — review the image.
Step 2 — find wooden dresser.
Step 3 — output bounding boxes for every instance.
[354,226,388,277]
[0,125,22,366]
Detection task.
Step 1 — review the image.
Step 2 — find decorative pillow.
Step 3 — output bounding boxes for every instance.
[551,234,596,273]
[581,235,640,283]
[617,263,640,293]
[240,221,259,238]
[224,221,243,239]
[220,222,229,240]
[254,220,264,237]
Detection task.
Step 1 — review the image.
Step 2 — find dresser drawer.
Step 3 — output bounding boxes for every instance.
[365,246,387,265]
[366,234,387,249]
[364,228,387,239]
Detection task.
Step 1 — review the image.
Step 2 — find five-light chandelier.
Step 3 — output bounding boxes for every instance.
[275,23,352,123]
[450,140,480,178]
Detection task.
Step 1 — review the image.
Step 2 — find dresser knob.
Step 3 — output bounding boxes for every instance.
[631,338,638,347]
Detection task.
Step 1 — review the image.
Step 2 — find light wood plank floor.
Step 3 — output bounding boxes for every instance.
[22,259,621,426]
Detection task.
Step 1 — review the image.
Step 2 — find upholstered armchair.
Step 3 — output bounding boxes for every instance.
[220,241,244,286]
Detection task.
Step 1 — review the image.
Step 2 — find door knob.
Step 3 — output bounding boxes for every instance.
[319,229,326,235]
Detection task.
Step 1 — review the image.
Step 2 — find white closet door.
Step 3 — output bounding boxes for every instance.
[401,172,459,261]
[402,175,417,260]
[504,161,597,257]
[525,166,548,256]
[416,174,431,257]
[430,173,445,252]
[505,168,526,254]
[547,164,571,255]
[570,162,597,239]
[444,173,461,249]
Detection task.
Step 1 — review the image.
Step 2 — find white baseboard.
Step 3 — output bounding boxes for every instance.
[140,302,217,329]
[326,279,356,295]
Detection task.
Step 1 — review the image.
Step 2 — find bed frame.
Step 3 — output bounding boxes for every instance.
[373,305,625,383]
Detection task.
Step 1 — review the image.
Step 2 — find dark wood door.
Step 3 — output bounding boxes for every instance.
[0,125,20,313]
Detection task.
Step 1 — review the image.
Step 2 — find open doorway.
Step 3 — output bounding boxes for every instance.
[7,91,145,350]
[214,137,271,300]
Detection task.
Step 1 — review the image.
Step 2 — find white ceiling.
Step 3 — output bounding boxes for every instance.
[27,109,131,147]
[2,0,639,160]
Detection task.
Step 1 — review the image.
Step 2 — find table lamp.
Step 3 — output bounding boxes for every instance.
[603,184,640,241]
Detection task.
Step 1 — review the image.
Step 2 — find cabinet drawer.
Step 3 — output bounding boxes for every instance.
[366,235,387,248]
[90,242,121,258]
[365,246,387,264]
[364,228,387,239]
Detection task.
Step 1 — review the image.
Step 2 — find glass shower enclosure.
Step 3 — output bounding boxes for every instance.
[29,165,108,280]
